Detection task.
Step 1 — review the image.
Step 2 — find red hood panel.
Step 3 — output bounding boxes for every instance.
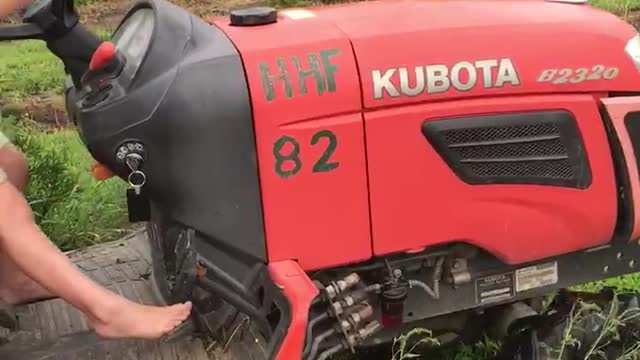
[215,0,640,111]
[209,0,636,269]
[314,0,640,108]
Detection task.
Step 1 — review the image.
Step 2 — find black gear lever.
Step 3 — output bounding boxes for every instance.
[0,0,103,88]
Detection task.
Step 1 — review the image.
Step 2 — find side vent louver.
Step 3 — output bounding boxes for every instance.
[421,111,592,188]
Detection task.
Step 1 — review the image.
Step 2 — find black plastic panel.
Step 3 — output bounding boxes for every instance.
[422,111,592,188]
[67,0,267,263]
[147,218,290,360]
[600,105,634,244]
[354,237,640,347]
[625,111,640,184]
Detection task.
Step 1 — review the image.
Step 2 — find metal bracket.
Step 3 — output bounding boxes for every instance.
[449,258,471,286]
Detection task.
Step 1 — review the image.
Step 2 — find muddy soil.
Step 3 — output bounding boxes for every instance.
[2,95,69,127]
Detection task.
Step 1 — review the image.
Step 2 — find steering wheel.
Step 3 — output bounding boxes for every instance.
[0,0,105,88]
[0,0,78,40]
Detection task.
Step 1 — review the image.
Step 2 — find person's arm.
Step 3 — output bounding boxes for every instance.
[0,0,31,17]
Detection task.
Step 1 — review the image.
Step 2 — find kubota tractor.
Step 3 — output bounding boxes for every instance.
[2,0,640,359]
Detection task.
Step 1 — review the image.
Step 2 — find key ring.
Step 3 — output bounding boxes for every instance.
[128,170,146,188]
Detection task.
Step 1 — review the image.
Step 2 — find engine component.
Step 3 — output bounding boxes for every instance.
[307,328,336,360]
[316,345,343,360]
[302,312,330,359]
[335,304,375,347]
[408,279,439,299]
[323,273,361,301]
[305,274,379,360]
[379,267,409,328]
[380,284,408,328]
[448,257,472,286]
[343,304,374,330]
[313,320,384,360]
[343,320,383,349]
[329,287,372,317]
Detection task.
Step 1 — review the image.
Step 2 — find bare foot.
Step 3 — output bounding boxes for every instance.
[89,297,193,340]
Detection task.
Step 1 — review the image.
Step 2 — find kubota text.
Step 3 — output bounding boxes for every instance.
[372,58,521,99]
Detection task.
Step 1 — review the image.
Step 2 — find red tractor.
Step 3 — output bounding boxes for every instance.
[2,0,640,359]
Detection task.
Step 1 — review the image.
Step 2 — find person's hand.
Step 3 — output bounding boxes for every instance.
[0,0,32,17]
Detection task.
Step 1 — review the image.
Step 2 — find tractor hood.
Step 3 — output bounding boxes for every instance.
[209,0,640,269]
[214,0,640,112]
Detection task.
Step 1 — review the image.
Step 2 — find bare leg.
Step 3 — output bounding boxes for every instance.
[0,252,53,305]
[0,143,28,192]
[0,144,51,304]
[0,147,192,339]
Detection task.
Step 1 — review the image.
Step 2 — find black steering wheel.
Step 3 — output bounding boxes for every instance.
[0,0,77,40]
[0,0,104,88]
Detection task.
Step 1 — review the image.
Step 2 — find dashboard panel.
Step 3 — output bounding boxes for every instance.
[112,8,155,77]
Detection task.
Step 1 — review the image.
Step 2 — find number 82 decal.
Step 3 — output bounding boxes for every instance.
[273,130,339,179]
[537,65,619,84]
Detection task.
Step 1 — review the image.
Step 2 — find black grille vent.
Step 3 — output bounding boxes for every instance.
[421,111,592,188]
[453,139,567,159]
[443,123,559,144]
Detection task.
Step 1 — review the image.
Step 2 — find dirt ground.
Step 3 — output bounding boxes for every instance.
[0,0,267,27]
[79,0,267,29]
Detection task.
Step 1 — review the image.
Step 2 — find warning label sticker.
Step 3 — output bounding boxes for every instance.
[475,272,515,305]
[515,262,558,293]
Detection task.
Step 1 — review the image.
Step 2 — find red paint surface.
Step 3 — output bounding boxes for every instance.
[211,0,636,268]
[213,17,371,271]
[365,94,618,263]
[268,260,319,360]
[601,97,640,241]
[319,0,640,108]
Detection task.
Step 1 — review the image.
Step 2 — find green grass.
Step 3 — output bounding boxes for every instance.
[591,0,640,14]
[387,329,496,360]
[1,117,129,251]
[0,29,113,101]
[574,273,640,293]
[0,40,66,100]
[0,24,127,250]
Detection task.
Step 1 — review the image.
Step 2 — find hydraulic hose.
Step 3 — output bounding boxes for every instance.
[196,277,270,332]
[338,250,449,272]
[303,312,330,357]
[432,256,445,297]
[198,256,250,298]
[317,344,344,360]
[305,283,378,358]
[407,256,445,300]
[408,279,438,299]
[307,328,336,360]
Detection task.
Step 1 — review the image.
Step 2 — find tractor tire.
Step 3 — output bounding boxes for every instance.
[0,230,211,360]
[146,210,272,360]
[209,315,271,360]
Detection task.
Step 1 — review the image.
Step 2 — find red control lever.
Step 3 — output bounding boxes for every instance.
[89,41,116,72]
